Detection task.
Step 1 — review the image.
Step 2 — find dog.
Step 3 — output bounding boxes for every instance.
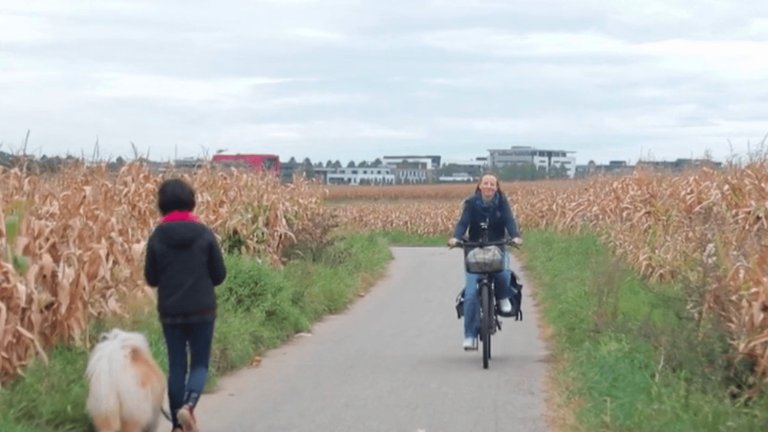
[85,328,167,432]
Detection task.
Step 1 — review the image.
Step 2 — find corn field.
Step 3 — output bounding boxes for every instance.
[5,159,768,387]
[325,180,576,201]
[0,161,327,386]
[332,165,768,382]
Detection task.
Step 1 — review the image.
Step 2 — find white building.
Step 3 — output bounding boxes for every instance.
[394,161,430,183]
[382,155,441,170]
[326,167,396,185]
[488,146,576,178]
[438,172,475,182]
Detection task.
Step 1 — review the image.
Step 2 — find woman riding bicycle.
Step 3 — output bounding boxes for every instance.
[448,172,523,350]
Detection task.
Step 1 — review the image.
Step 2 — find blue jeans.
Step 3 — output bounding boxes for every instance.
[462,269,513,339]
[162,320,215,427]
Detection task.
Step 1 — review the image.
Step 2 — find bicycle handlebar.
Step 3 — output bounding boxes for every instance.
[450,238,521,249]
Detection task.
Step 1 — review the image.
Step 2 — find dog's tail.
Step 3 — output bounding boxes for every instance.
[119,342,166,424]
[115,333,166,429]
[85,337,122,431]
[85,330,166,431]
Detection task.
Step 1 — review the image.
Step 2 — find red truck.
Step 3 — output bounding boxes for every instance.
[211,154,281,175]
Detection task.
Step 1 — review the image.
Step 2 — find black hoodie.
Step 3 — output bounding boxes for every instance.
[144,220,227,321]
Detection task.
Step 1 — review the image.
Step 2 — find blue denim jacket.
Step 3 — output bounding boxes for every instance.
[452,192,520,242]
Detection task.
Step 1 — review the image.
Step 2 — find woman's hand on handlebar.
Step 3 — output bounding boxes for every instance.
[447,237,460,247]
[511,237,523,247]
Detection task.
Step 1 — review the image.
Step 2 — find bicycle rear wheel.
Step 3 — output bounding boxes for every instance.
[480,281,492,369]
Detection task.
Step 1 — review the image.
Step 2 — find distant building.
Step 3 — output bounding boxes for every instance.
[280,162,298,183]
[575,160,633,178]
[382,155,441,170]
[574,158,723,179]
[309,167,335,183]
[438,172,475,182]
[574,164,590,178]
[441,158,488,169]
[488,146,577,178]
[391,160,431,184]
[636,158,723,171]
[438,158,487,181]
[281,162,339,183]
[170,158,204,172]
[327,167,396,185]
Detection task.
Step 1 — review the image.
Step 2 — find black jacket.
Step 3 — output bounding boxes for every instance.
[144,220,227,320]
[453,192,520,242]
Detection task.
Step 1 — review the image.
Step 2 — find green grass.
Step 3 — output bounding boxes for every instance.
[519,229,768,432]
[0,232,393,432]
[14,226,768,432]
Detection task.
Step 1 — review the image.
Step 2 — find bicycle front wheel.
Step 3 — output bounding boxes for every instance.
[480,281,492,369]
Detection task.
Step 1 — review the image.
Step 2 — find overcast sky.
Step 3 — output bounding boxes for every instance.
[2,0,767,165]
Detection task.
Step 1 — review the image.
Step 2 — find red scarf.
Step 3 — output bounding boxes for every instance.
[161,211,200,224]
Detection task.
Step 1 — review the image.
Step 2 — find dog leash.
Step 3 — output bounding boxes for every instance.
[161,406,173,422]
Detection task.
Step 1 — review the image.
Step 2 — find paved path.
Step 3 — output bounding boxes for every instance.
[164,247,551,432]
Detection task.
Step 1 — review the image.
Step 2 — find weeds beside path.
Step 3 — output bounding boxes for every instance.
[519,229,768,432]
[0,232,393,432]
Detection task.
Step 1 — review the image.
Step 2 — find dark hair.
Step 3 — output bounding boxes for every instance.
[157,178,196,215]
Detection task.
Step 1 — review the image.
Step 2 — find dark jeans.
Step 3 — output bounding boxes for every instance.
[162,319,215,427]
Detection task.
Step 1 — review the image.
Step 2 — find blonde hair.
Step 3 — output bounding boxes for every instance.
[474,171,502,195]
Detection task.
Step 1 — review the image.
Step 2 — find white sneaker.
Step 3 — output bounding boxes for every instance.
[499,298,512,313]
[463,337,477,350]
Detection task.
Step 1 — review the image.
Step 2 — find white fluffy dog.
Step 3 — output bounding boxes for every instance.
[85,328,166,432]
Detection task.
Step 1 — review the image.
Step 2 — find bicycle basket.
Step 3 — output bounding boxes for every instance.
[464,245,504,273]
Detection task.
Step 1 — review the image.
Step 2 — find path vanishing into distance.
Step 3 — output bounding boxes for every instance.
[162,247,551,432]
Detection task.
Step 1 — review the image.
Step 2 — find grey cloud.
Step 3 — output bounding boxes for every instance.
[1,0,767,164]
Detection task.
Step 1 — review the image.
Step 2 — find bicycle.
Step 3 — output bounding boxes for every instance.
[452,235,520,369]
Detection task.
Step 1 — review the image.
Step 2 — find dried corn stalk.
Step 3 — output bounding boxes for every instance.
[0,161,326,385]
